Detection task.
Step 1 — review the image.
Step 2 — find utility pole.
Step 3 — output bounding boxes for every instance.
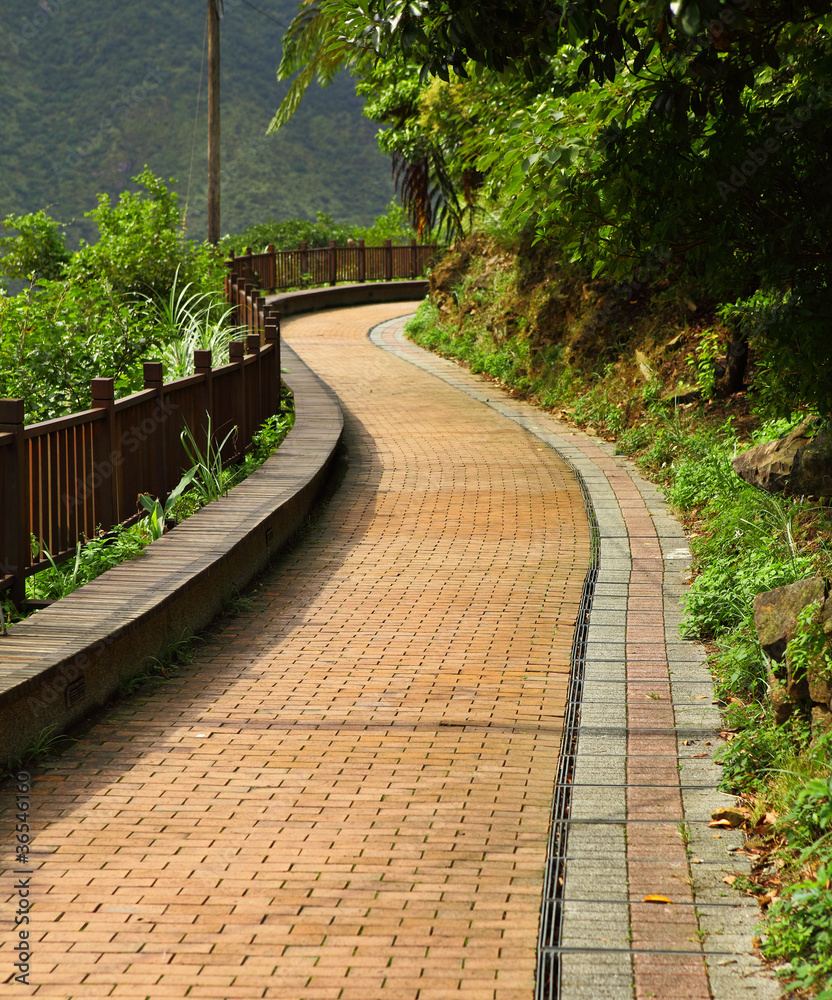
[207,0,220,244]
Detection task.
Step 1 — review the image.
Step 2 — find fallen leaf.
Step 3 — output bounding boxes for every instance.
[694,694,708,700]
[709,819,734,828]
[711,807,747,827]
[713,833,722,839]
[764,811,779,825]
[692,753,708,758]
[757,893,773,908]
[642,895,673,904]
[722,875,737,885]
[691,858,703,864]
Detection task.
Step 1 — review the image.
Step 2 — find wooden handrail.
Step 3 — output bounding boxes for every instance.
[1,328,282,607]
[226,240,439,301]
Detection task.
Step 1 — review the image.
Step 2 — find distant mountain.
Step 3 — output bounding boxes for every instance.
[0,0,394,245]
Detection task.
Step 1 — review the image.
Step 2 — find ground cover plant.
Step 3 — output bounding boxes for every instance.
[404,230,832,996]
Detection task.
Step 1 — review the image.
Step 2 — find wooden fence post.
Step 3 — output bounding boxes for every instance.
[0,399,27,609]
[267,243,276,292]
[225,252,236,301]
[256,295,266,344]
[358,238,366,283]
[300,241,308,279]
[90,377,119,528]
[384,239,393,281]
[264,310,281,418]
[246,334,262,437]
[229,340,246,459]
[328,241,337,286]
[194,349,214,449]
[143,362,167,503]
[410,238,418,279]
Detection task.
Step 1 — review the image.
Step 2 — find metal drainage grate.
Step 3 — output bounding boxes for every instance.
[535,467,599,1000]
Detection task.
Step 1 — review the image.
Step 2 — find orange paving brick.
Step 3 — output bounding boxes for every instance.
[0,301,590,999]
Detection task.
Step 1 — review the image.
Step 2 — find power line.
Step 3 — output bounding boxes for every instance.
[182,9,209,232]
[234,0,287,30]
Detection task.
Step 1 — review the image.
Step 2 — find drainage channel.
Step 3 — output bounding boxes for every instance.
[536,466,599,1000]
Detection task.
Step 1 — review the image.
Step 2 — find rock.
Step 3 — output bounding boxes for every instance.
[791,428,832,498]
[732,419,832,498]
[753,577,826,662]
[812,704,832,735]
[823,595,832,637]
[634,349,657,381]
[805,650,832,705]
[784,658,811,701]
[768,672,797,725]
[471,268,497,290]
[663,382,701,404]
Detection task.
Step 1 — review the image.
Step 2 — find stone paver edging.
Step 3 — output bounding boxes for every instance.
[370,316,780,1000]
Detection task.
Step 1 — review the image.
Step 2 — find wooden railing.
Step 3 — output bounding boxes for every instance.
[0,312,281,607]
[225,239,438,298]
[1,239,433,608]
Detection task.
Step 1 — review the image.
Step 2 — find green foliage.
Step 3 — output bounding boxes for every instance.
[236,402,296,478]
[223,203,419,255]
[685,329,721,400]
[67,168,218,298]
[766,861,832,1000]
[0,209,70,285]
[0,272,156,422]
[282,1,832,410]
[716,708,810,794]
[26,526,149,603]
[0,172,239,422]
[138,265,244,380]
[138,468,198,542]
[224,211,358,254]
[5,725,77,775]
[787,602,832,688]
[360,201,420,245]
[180,416,239,505]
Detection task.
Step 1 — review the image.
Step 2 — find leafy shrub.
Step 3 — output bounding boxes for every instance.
[223,203,419,255]
[765,863,832,1000]
[711,627,769,702]
[0,209,70,285]
[716,710,809,794]
[27,526,149,602]
[683,548,813,638]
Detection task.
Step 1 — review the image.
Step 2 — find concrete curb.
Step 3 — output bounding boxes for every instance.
[266,279,428,317]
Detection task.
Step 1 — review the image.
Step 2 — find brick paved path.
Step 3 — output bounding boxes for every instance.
[0,302,591,999]
[373,316,780,1000]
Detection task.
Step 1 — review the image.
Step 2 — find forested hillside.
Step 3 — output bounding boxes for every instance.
[0,0,394,244]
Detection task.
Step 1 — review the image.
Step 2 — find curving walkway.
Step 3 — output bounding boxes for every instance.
[0,301,782,1000]
[0,302,590,999]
